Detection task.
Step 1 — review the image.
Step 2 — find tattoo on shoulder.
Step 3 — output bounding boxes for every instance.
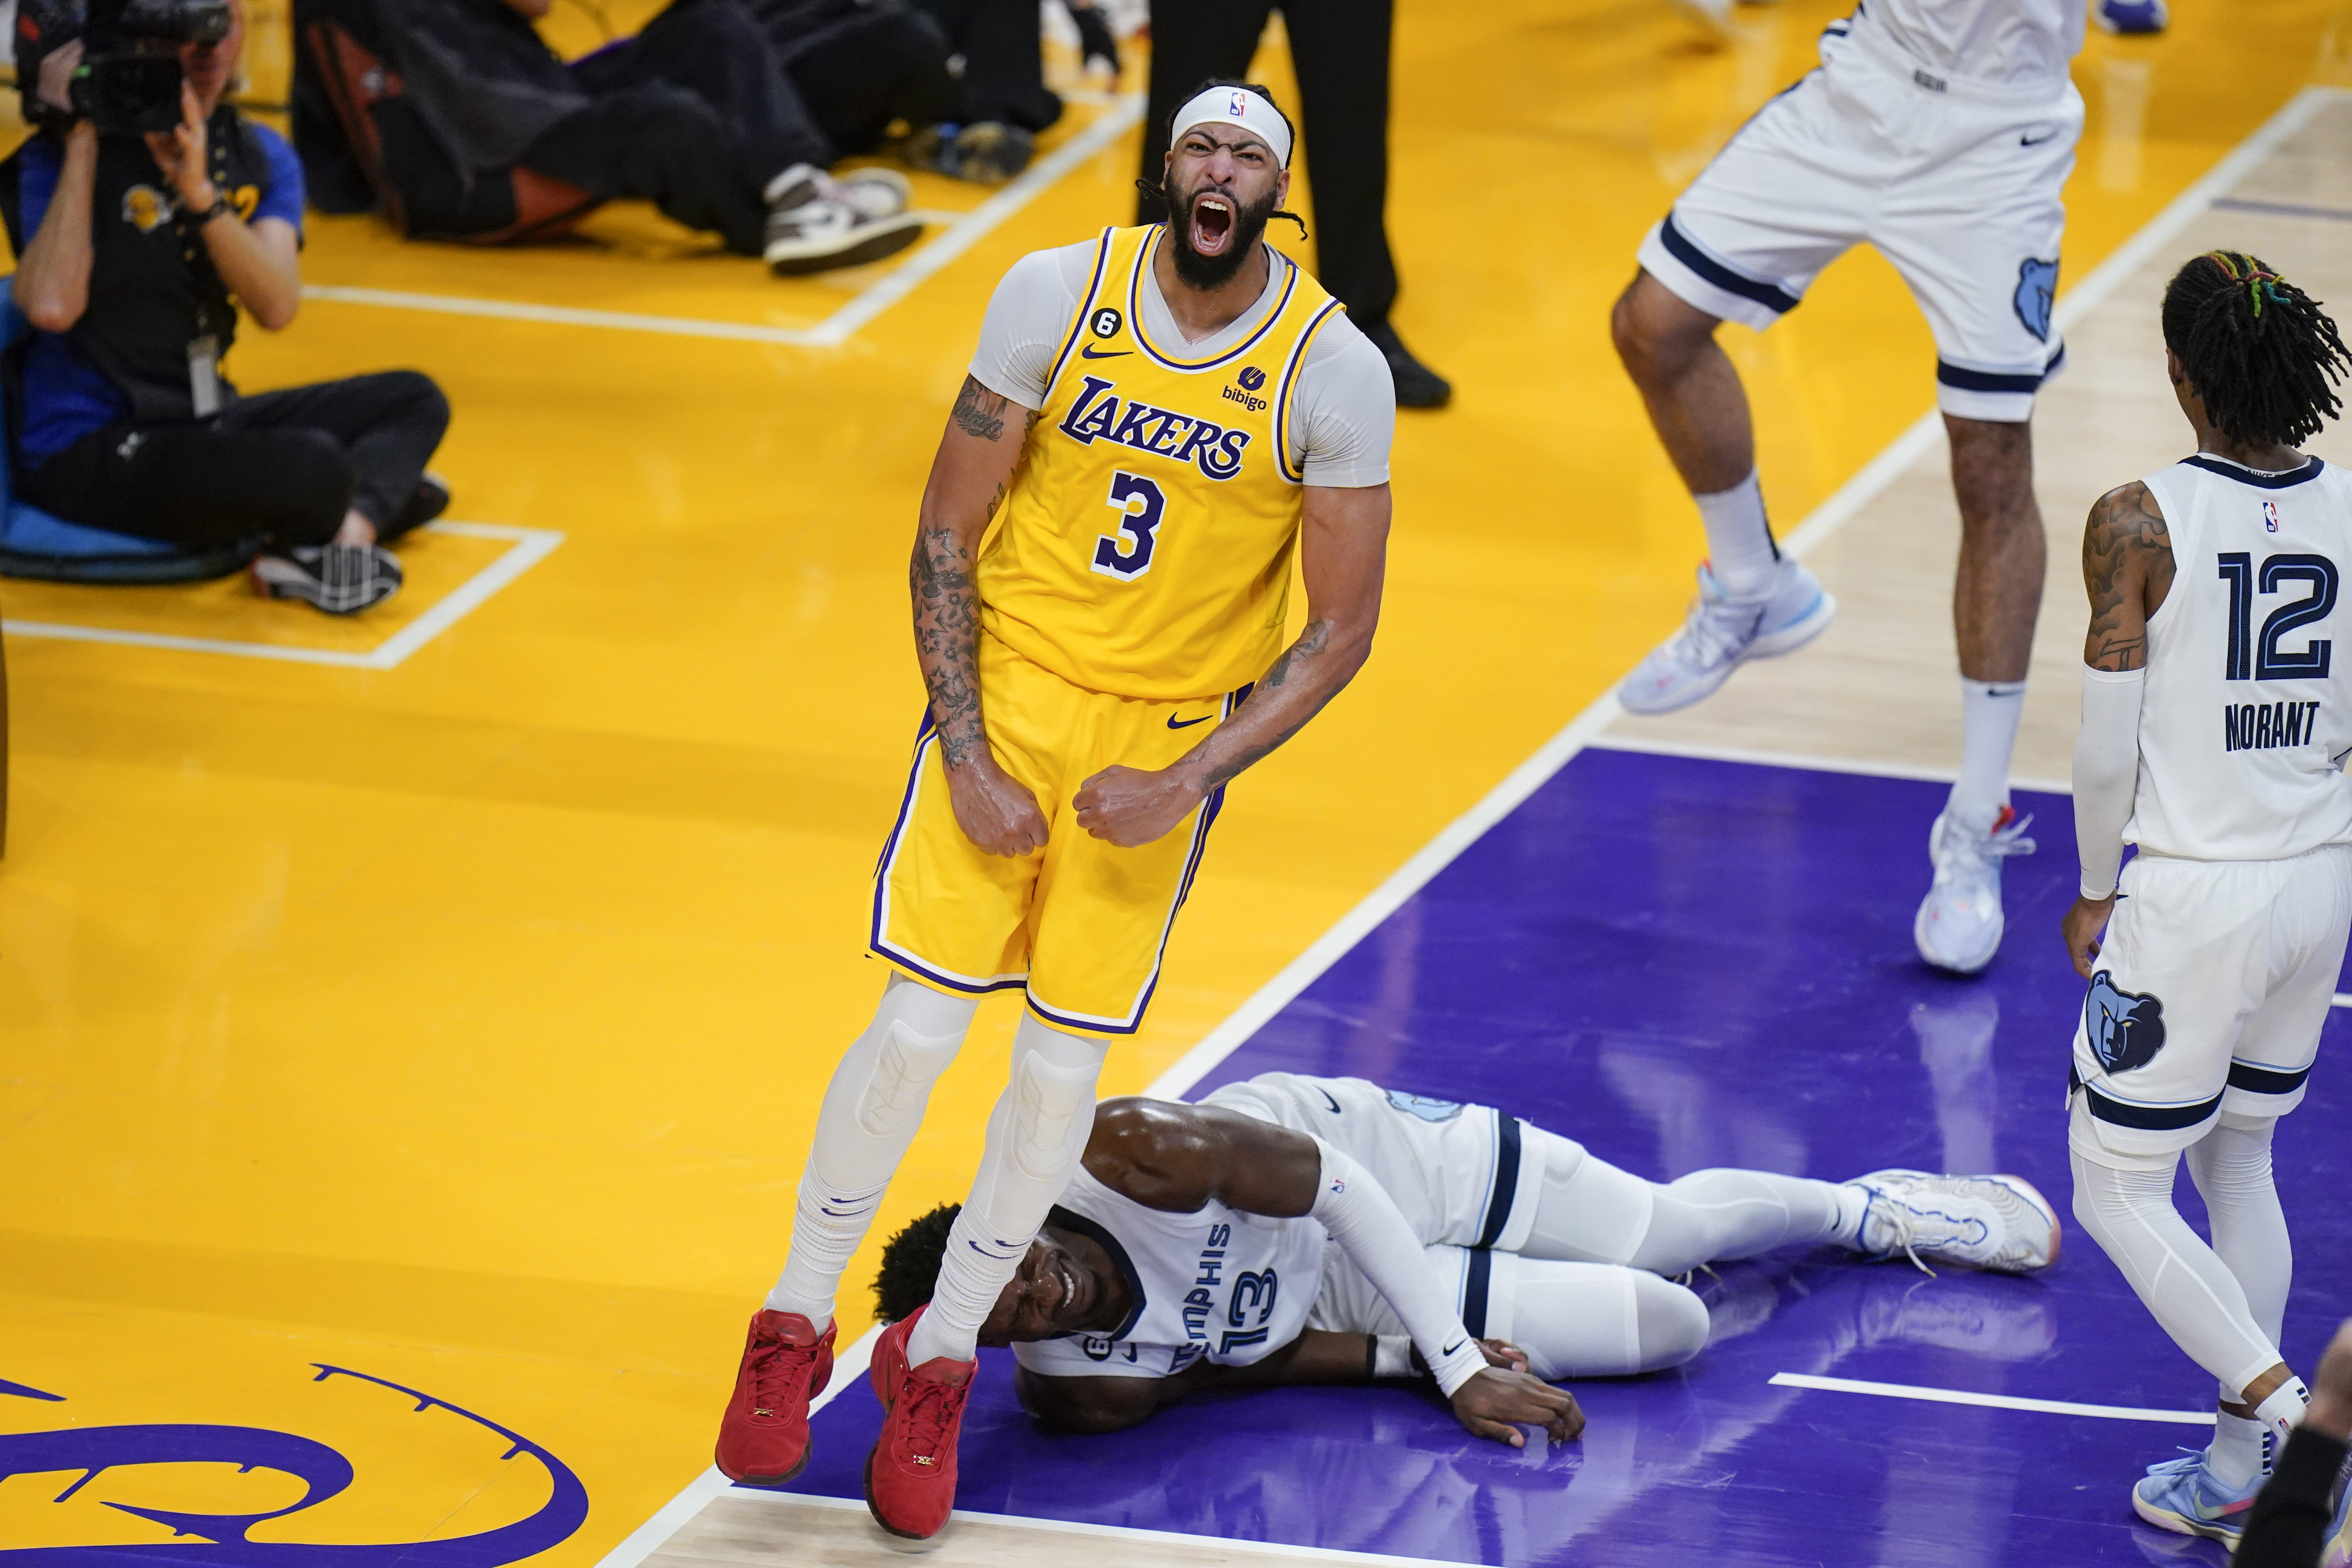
[2083,481,2176,672]
[951,375,1012,442]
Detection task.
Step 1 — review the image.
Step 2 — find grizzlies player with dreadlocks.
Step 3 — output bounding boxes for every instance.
[2063,251,2352,1549]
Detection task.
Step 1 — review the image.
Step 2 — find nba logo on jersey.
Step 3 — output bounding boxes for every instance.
[2265,500,2281,533]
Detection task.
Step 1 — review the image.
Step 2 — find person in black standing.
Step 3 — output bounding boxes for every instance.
[2,0,450,614]
[1136,0,1449,408]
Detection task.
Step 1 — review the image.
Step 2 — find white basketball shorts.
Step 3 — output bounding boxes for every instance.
[2068,844,2352,1162]
[1636,19,2082,422]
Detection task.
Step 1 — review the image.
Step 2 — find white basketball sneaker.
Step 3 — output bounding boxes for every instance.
[1913,803,2035,974]
[1616,558,1836,715]
[1849,1170,2061,1274]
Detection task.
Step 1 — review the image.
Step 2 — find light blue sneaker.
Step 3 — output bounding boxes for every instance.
[2133,1451,2262,1545]
[1616,558,1836,715]
[2325,1447,2352,1567]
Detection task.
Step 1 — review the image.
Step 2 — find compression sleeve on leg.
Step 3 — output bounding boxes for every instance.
[1308,1141,1488,1396]
[769,974,977,1322]
[2074,664,2145,898]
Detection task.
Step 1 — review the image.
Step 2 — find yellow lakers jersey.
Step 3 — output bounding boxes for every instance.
[976,225,1347,703]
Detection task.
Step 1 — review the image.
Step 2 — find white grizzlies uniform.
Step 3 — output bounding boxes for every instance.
[1010,1075,1556,1383]
[1638,0,2085,421]
[2069,456,2352,1161]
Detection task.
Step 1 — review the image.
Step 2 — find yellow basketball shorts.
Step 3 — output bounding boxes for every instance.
[869,636,1251,1037]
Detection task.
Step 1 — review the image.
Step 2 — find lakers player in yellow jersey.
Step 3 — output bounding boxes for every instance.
[712,81,1396,1539]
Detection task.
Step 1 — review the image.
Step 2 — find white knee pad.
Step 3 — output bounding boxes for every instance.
[1009,1017,1105,1182]
[852,976,975,1140]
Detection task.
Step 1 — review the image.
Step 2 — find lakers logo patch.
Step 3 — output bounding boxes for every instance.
[121,184,174,233]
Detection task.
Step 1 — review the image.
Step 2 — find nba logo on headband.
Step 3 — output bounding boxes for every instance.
[1229,91,1249,117]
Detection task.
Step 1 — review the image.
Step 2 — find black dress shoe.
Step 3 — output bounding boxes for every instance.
[1362,320,1452,410]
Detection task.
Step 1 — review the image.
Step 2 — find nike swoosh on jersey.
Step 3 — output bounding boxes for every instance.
[1318,1088,1341,1113]
[1166,713,1213,729]
[2020,130,2059,145]
[1081,345,1133,358]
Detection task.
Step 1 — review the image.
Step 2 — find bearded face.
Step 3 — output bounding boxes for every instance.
[1159,127,1284,290]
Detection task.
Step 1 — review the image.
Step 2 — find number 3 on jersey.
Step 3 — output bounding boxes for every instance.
[1093,471,1165,581]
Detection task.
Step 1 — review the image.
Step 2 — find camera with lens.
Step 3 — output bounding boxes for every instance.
[16,0,235,137]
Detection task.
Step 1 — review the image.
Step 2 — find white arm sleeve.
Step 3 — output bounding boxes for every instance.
[967,244,1094,411]
[1308,1141,1487,1396]
[2074,664,2146,898]
[1292,316,1396,488]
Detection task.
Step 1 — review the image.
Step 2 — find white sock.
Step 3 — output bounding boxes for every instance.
[765,977,976,1324]
[1950,678,2027,824]
[2207,1409,2270,1489]
[904,1015,1106,1367]
[2251,1377,2311,1447]
[1694,471,1780,601]
[1831,1183,1871,1246]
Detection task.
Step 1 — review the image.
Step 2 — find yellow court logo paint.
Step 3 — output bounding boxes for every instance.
[0,1366,586,1566]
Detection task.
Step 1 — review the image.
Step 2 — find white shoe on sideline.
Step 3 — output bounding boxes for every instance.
[1849,1170,2061,1274]
[1913,803,2036,974]
[1616,558,1836,715]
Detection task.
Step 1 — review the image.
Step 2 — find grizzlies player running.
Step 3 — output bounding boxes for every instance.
[1613,0,2085,974]
[2063,253,2352,1548]
[868,1074,2057,1438]
[714,82,1396,1540]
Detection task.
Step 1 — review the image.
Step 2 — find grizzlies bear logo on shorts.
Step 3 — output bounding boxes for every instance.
[2014,257,2059,342]
[2084,970,2167,1074]
[1385,1090,1464,1122]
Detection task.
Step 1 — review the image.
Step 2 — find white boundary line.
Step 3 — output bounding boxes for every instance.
[1587,733,2072,796]
[300,96,1145,351]
[732,1490,1475,1568]
[593,84,2336,1568]
[0,520,562,669]
[1770,1373,2217,1425]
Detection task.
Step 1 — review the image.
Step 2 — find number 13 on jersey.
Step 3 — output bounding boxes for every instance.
[1093,471,1166,581]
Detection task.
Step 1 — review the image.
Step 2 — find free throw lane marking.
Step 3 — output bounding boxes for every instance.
[1771,1372,2218,1424]
[302,96,1145,350]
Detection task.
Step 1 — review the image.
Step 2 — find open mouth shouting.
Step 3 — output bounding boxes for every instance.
[1190,191,1236,257]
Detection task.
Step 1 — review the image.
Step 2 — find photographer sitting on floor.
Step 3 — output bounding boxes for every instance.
[1,0,449,614]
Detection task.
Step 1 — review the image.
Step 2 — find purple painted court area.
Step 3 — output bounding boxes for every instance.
[789,747,2352,1567]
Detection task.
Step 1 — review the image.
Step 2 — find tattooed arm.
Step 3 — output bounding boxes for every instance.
[2062,480,2175,974]
[1073,482,1391,848]
[914,375,1048,857]
[2079,480,2178,672]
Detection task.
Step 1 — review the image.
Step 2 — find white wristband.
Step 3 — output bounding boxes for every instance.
[1373,1335,1415,1379]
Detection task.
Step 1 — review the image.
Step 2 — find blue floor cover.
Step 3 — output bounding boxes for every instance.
[789,748,2351,1567]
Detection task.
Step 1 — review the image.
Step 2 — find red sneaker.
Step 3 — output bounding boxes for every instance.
[714,1310,834,1486]
[862,1306,975,1540]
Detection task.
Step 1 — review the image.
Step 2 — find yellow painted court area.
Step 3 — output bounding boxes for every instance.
[3,0,2346,1560]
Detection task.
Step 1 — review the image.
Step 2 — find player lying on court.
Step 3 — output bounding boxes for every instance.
[2062,251,2352,1551]
[869,1072,2061,1441]
[716,82,1400,1540]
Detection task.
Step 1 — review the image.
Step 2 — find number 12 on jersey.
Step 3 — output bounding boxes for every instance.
[2219,551,2339,680]
[1093,471,1166,581]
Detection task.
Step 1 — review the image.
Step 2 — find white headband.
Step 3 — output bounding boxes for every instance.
[1172,86,1292,169]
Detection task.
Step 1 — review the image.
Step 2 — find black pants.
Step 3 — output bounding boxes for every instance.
[1138,0,1397,328]
[527,0,829,256]
[910,0,1062,131]
[20,371,450,551]
[760,0,957,155]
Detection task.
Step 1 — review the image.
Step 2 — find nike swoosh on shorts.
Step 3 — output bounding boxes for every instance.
[1167,714,1212,729]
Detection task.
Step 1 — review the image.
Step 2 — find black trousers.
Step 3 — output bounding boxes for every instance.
[1138,0,1397,328]
[20,371,450,551]
[910,0,1062,131]
[753,0,957,155]
[527,0,830,256]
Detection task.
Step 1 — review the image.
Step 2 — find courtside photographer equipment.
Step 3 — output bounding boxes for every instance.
[15,0,233,135]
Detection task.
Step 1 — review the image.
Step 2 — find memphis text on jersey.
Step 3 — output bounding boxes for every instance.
[1175,1223,1284,1357]
[2225,699,2323,753]
[1057,374,1253,480]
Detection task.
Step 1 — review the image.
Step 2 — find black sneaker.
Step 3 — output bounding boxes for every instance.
[904,122,1036,184]
[250,543,403,615]
[1362,320,1453,410]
